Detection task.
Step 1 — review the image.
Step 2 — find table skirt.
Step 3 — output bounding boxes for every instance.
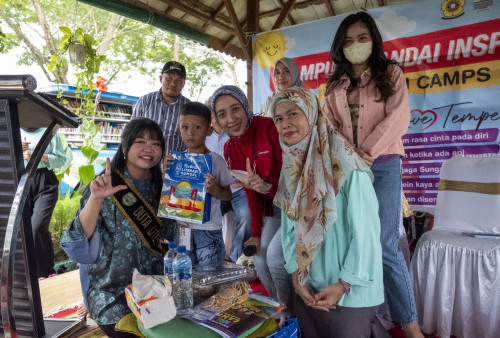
[410,230,500,338]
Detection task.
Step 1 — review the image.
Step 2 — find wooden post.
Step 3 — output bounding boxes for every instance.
[246,0,258,109]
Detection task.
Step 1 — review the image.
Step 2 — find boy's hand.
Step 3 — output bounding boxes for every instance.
[205,174,232,200]
[204,173,220,195]
[163,153,175,174]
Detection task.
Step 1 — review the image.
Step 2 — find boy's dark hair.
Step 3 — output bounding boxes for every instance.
[110,118,165,200]
[326,11,401,101]
[180,102,212,125]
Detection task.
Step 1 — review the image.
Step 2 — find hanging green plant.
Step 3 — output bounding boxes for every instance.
[47,26,107,188]
[47,26,107,117]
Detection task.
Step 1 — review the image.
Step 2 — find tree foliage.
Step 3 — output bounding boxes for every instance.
[0,0,226,95]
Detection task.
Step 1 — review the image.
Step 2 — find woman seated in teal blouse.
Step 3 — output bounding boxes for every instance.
[61,118,166,337]
[271,87,384,337]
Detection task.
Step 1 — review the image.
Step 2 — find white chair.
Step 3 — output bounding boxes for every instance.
[410,155,500,338]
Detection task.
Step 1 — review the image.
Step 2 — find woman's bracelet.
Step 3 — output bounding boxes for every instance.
[338,278,350,295]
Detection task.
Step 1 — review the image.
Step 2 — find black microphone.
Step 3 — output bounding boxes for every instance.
[243,245,257,257]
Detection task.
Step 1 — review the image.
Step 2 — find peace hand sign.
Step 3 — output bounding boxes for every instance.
[244,158,270,194]
[89,158,127,200]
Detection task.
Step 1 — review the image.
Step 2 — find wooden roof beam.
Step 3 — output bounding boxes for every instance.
[204,2,226,30]
[223,0,250,61]
[324,0,335,16]
[157,0,235,35]
[278,0,296,25]
[182,0,230,30]
[260,0,324,19]
[163,5,174,15]
[208,35,245,60]
[272,0,297,30]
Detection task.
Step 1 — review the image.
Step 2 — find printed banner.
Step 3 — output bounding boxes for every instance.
[252,0,500,212]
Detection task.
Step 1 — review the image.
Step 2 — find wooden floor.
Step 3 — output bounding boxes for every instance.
[39,269,83,313]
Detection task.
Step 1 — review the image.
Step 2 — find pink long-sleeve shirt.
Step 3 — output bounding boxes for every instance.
[323,64,410,159]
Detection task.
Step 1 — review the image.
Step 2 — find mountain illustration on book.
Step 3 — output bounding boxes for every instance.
[158,152,212,223]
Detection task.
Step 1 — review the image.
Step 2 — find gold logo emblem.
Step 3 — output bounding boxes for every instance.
[122,192,137,206]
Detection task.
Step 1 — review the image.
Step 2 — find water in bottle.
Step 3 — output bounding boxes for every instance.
[173,245,193,314]
[164,242,178,283]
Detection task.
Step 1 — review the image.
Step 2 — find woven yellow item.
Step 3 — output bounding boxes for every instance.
[204,282,249,311]
[402,194,414,218]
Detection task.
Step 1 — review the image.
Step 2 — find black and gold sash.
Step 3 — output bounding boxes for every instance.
[111,170,164,257]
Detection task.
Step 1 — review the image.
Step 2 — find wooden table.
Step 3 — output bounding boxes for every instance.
[39,269,83,314]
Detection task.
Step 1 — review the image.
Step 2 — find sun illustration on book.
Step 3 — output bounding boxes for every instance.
[254,31,288,69]
[175,181,192,199]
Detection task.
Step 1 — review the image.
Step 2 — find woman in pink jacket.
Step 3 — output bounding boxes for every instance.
[323,12,423,337]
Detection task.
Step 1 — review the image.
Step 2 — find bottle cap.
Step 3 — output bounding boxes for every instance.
[168,242,178,249]
[177,245,186,253]
[243,245,256,257]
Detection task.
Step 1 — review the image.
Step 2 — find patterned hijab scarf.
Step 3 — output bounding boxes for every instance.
[272,87,371,285]
[274,57,303,90]
[210,85,253,137]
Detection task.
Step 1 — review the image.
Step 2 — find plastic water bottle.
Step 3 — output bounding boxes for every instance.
[164,242,178,283]
[173,245,193,314]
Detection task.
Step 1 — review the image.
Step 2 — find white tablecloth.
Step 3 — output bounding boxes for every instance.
[410,230,500,338]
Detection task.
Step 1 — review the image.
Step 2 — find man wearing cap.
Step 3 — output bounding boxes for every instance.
[131,61,189,152]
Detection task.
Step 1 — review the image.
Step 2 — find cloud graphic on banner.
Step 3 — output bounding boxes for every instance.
[375,10,416,41]
[254,31,288,69]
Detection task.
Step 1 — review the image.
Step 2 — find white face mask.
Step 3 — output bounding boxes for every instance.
[343,41,373,65]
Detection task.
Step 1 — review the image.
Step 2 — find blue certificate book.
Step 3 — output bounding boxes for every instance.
[158,152,212,224]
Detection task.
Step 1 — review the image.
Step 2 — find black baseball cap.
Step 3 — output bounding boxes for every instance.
[162,61,186,79]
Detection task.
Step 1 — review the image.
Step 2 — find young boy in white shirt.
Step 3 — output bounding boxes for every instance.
[172,102,234,265]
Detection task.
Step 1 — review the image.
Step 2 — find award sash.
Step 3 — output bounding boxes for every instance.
[111,170,164,257]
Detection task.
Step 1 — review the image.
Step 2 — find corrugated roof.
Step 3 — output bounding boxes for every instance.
[80,0,413,61]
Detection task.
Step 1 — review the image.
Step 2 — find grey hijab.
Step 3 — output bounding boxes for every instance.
[210,85,254,136]
[274,57,303,90]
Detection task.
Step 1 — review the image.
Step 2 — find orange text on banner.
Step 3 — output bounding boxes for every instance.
[406,59,500,94]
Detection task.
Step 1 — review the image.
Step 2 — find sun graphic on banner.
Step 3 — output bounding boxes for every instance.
[254,31,288,69]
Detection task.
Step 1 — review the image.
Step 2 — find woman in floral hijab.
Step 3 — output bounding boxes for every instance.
[272,87,384,337]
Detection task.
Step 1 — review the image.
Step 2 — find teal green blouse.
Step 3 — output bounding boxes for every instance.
[281,170,384,308]
[20,128,66,170]
[60,172,163,325]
